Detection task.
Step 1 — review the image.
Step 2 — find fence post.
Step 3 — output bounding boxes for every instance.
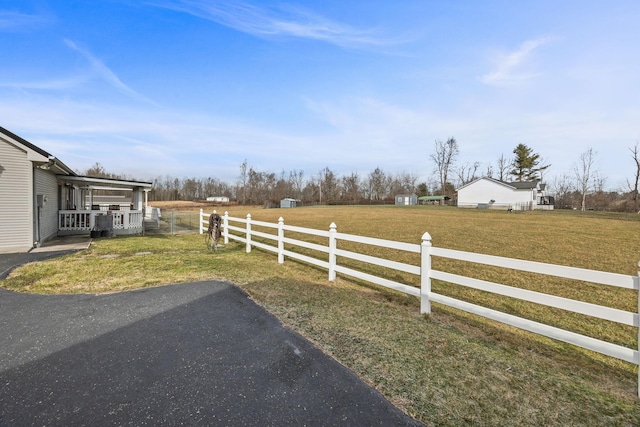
[246,213,252,253]
[199,209,203,234]
[420,232,432,314]
[278,217,285,264]
[637,261,640,398]
[223,211,229,244]
[328,222,337,281]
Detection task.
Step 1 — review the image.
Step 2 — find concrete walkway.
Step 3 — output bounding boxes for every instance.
[0,280,423,426]
[0,236,91,280]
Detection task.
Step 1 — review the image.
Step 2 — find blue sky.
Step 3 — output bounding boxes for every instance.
[1,0,638,190]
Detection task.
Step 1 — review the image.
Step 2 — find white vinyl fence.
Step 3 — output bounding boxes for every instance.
[200,210,640,396]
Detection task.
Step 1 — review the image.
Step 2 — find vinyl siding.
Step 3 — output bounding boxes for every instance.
[457,178,534,208]
[0,140,33,252]
[34,168,59,243]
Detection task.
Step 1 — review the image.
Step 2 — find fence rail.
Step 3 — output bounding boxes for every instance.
[200,209,640,395]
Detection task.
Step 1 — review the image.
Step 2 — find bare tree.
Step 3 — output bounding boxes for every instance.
[238,159,248,204]
[288,169,304,199]
[341,172,361,203]
[550,174,574,209]
[455,161,480,186]
[628,142,640,213]
[496,153,510,181]
[367,167,388,201]
[485,164,494,179]
[397,171,419,194]
[83,162,124,179]
[573,148,597,211]
[318,167,338,204]
[430,137,459,195]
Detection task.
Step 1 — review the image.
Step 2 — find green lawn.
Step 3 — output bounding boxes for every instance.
[3,205,640,425]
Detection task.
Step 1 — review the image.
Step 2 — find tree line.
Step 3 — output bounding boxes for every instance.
[81,139,640,212]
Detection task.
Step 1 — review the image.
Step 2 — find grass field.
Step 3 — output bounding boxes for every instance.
[3,205,640,425]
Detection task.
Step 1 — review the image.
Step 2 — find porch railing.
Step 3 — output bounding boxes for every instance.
[58,210,144,235]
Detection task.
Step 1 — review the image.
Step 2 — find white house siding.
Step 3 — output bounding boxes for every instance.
[457,179,532,209]
[34,168,60,243]
[0,140,33,252]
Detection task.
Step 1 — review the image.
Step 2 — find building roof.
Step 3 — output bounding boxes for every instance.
[508,180,540,189]
[0,126,76,176]
[0,126,51,158]
[456,177,541,191]
[1,126,153,190]
[58,175,153,190]
[418,195,450,201]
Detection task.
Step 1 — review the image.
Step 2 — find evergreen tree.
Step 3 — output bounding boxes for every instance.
[510,144,550,181]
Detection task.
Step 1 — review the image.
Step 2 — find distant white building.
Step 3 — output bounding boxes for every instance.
[206,196,229,202]
[456,177,554,211]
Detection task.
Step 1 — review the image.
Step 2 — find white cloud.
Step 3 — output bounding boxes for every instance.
[64,39,159,106]
[0,83,634,188]
[479,36,554,85]
[0,76,87,91]
[148,0,397,49]
[0,10,52,31]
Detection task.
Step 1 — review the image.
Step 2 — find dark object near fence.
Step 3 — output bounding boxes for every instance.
[92,213,113,238]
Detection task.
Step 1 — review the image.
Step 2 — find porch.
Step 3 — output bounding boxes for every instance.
[55,175,153,238]
[58,209,145,236]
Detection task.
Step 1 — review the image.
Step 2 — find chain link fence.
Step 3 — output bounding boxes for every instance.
[145,210,202,235]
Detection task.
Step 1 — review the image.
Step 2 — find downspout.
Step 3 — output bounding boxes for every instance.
[32,166,40,249]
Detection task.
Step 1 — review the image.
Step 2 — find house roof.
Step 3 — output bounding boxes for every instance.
[59,175,153,190]
[456,177,541,191]
[508,180,540,189]
[0,126,76,176]
[0,126,51,158]
[2,126,153,190]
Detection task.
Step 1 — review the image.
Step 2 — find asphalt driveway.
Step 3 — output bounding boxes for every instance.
[0,278,422,426]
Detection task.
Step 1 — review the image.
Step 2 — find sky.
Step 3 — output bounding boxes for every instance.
[1,0,638,190]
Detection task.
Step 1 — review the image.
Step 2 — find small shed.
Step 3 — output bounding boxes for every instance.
[395,194,418,206]
[280,198,298,208]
